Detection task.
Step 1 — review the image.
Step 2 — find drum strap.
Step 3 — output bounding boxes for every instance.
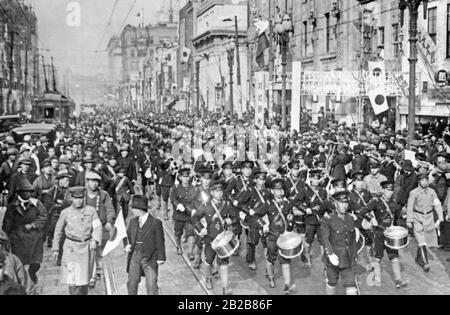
[273,200,288,232]
[380,198,394,221]
[288,175,300,195]
[255,187,266,204]
[354,190,367,207]
[210,200,226,229]
[240,176,248,191]
[308,184,323,203]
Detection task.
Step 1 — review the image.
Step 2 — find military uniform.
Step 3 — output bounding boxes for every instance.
[320,207,358,294]
[52,187,102,295]
[170,169,197,257]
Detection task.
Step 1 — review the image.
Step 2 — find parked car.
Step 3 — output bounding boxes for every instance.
[11,123,57,144]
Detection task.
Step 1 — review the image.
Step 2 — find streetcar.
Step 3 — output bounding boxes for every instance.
[32,91,76,122]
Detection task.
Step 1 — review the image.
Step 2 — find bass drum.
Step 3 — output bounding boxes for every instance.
[277,232,303,259]
[211,231,240,259]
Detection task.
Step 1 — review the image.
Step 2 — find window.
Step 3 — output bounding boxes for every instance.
[428,7,437,44]
[447,5,450,58]
[130,49,135,58]
[303,21,309,56]
[325,13,330,53]
[392,24,401,58]
[378,26,385,47]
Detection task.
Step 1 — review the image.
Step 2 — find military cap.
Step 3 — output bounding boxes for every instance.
[351,171,364,181]
[309,169,323,179]
[18,157,32,165]
[17,178,34,191]
[178,168,191,177]
[331,178,346,187]
[83,157,95,164]
[198,167,214,179]
[241,161,255,169]
[332,191,349,202]
[381,180,394,190]
[56,169,72,180]
[42,159,52,168]
[210,179,225,191]
[288,160,300,169]
[85,171,102,181]
[59,157,71,165]
[417,170,430,180]
[119,145,129,152]
[222,161,233,169]
[69,186,85,198]
[40,136,49,143]
[270,178,285,190]
[369,160,380,169]
[253,168,268,179]
[384,150,396,158]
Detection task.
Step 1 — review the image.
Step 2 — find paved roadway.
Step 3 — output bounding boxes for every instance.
[37,198,450,295]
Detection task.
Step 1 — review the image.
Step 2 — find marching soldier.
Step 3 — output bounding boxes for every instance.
[293,169,327,267]
[348,171,374,270]
[320,191,360,295]
[170,168,197,259]
[256,178,297,294]
[52,186,102,295]
[361,181,408,288]
[236,168,271,270]
[192,179,238,295]
[226,161,254,256]
[155,147,176,220]
[191,168,213,269]
[407,171,444,272]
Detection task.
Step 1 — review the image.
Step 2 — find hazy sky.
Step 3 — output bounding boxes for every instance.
[29,0,178,76]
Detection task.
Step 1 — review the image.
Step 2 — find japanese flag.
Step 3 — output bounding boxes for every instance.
[368,87,389,116]
[102,210,128,257]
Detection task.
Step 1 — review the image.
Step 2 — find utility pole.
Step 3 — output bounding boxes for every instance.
[358,6,365,139]
[195,59,200,116]
[51,56,57,92]
[24,46,28,112]
[234,16,243,117]
[399,0,428,144]
[268,0,274,122]
[6,26,14,114]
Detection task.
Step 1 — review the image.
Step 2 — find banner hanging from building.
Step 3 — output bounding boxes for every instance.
[254,71,268,128]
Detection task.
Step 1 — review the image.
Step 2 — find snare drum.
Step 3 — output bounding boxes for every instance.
[211,231,240,259]
[277,232,303,259]
[384,226,409,250]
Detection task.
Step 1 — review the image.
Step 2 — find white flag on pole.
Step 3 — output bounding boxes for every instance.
[102,210,128,257]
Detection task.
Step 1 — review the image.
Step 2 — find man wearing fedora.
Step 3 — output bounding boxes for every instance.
[7,157,37,204]
[32,159,55,201]
[37,135,50,165]
[0,148,17,192]
[125,195,165,295]
[394,159,418,208]
[2,178,48,294]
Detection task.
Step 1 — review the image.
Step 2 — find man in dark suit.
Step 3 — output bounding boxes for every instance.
[125,195,166,295]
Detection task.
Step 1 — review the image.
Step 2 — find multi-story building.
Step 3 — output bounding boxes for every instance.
[113,21,178,110]
[192,0,249,116]
[107,36,122,91]
[177,0,199,113]
[0,0,39,114]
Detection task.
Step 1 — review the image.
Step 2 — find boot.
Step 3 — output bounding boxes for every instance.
[415,247,425,269]
[391,258,408,289]
[372,260,381,287]
[345,287,358,295]
[187,236,195,260]
[162,201,169,220]
[192,246,202,269]
[155,195,161,210]
[205,264,213,290]
[220,265,231,295]
[176,237,183,255]
[266,261,275,288]
[248,262,257,271]
[326,284,336,296]
[422,246,430,272]
[304,243,312,268]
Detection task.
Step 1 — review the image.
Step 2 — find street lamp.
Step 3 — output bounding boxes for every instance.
[275,13,293,130]
[194,54,203,117]
[399,0,428,144]
[224,36,236,117]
